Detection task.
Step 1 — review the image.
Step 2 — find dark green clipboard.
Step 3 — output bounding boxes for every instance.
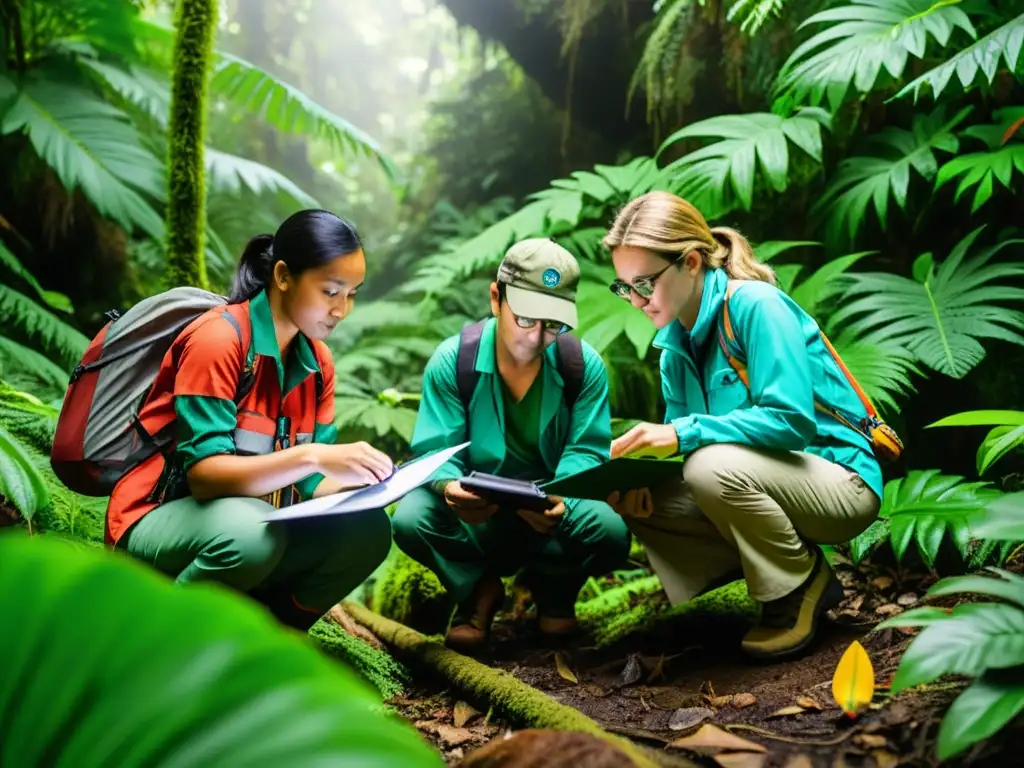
[540,457,684,501]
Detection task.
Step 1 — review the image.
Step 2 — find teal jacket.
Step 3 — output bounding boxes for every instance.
[410,318,612,513]
[657,267,883,501]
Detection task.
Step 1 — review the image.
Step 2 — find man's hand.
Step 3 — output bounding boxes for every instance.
[516,496,565,535]
[611,422,679,460]
[607,488,653,519]
[444,481,498,525]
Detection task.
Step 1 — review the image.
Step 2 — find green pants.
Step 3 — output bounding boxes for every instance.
[391,487,631,616]
[122,496,391,626]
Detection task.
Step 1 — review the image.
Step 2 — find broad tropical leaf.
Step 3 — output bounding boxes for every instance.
[775,0,977,111]
[925,568,1024,610]
[973,492,1024,541]
[827,227,1024,378]
[937,670,1024,760]
[334,396,419,443]
[814,106,970,245]
[77,57,171,125]
[937,107,1024,213]
[0,68,165,239]
[0,534,443,767]
[829,333,922,415]
[576,273,656,358]
[0,425,50,522]
[0,241,73,313]
[848,469,1001,567]
[206,149,320,207]
[897,13,1024,102]
[0,337,71,397]
[659,108,831,217]
[0,283,89,370]
[927,410,1024,474]
[788,251,875,320]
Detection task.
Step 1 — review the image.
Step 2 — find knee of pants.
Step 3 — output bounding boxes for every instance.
[566,501,632,571]
[344,507,393,578]
[203,499,288,577]
[391,487,443,554]
[682,444,737,507]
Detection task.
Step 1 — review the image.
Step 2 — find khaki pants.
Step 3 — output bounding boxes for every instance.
[627,444,880,604]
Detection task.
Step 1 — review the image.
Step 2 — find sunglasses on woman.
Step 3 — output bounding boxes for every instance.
[513,314,570,335]
[609,258,679,300]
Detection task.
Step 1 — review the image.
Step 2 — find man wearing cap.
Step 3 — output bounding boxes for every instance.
[392,239,630,653]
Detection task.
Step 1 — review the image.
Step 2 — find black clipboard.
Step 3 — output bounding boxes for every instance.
[459,472,552,512]
[540,458,683,501]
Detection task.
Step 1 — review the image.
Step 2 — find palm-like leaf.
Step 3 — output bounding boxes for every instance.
[0,284,89,371]
[0,241,72,313]
[849,469,1001,567]
[829,227,1024,378]
[206,148,320,207]
[0,68,164,239]
[0,424,50,523]
[575,268,656,358]
[928,410,1024,475]
[937,107,1024,213]
[0,337,71,399]
[814,106,969,244]
[334,395,419,444]
[973,492,1024,541]
[659,108,831,218]
[727,0,791,35]
[829,332,922,415]
[775,0,976,111]
[897,12,1024,102]
[76,57,170,125]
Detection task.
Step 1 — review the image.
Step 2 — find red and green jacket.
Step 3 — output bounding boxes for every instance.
[105,289,337,545]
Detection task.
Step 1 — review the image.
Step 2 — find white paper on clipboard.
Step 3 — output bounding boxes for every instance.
[262,442,469,522]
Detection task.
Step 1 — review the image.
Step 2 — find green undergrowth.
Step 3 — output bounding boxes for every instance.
[310,619,411,699]
[372,546,455,635]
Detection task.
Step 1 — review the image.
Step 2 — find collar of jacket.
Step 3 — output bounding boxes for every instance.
[652,267,729,359]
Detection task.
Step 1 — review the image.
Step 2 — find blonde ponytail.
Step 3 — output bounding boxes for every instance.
[604,191,775,286]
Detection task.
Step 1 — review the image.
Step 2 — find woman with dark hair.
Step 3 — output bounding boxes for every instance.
[105,209,394,631]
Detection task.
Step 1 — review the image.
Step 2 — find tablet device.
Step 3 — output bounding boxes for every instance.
[541,457,683,501]
[459,472,552,512]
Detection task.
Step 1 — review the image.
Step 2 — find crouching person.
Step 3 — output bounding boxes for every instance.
[392,239,631,653]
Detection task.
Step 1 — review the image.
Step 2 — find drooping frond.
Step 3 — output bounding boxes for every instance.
[0,285,88,371]
[936,107,1024,213]
[205,149,320,208]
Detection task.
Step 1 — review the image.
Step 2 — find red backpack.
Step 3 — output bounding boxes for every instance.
[51,288,254,496]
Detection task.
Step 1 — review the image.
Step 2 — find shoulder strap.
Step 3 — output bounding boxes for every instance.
[717,282,749,387]
[456,320,487,415]
[555,333,585,409]
[220,304,256,404]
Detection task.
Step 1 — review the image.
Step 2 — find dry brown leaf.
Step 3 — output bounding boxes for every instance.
[620,654,643,686]
[714,753,767,768]
[701,680,718,699]
[854,733,888,749]
[710,695,733,708]
[875,603,902,616]
[768,705,806,718]
[555,651,579,684]
[896,592,918,607]
[782,756,815,768]
[847,594,865,612]
[453,701,479,728]
[669,706,714,731]
[731,692,757,708]
[871,575,894,589]
[667,724,766,754]
[435,724,475,747]
[795,696,822,711]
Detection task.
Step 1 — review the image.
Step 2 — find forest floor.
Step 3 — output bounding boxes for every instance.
[386,554,1021,768]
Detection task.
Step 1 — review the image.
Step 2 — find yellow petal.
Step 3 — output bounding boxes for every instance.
[831,640,875,717]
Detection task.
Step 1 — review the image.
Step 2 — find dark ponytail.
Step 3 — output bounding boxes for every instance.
[228,210,362,304]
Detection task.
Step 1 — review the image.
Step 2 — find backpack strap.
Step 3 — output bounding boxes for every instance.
[220,305,257,404]
[555,333,585,409]
[456,320,487,416]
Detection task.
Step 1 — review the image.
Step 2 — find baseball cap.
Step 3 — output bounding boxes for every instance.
[496,238,581,329]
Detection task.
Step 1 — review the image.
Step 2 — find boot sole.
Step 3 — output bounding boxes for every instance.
[742,576,845,662]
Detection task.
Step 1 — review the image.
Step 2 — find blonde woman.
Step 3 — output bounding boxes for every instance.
[603,190,882,660]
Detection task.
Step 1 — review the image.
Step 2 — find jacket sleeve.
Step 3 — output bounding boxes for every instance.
[408,337,471,493]
[672,282,817,454]
[553,343,612,513]
[295,343,339,501]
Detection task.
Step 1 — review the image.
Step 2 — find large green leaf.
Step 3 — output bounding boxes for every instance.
[828,227,1024,378]
[0,534,442,766]
[937,670,1024,761]
[924,568,1024,610]
[0,426,50,522]
[0,337,72,396]
[0,241,73,313]
[973,492,1024,542]
[927,409,1024,474]
[813,106,969,245]
[77,57,171,125]
[885,602,1024,691]
[0,283,89,370]
[775,0,976,111]
[897,12,1024,102]
[828,333,921,415]
[936,107,1024,213]
[0,69,164,239]
[576,276,656,358]
[848,469,1001,567]
[659,108,831,217]
[789,251,874,320]
[206,148,320,207]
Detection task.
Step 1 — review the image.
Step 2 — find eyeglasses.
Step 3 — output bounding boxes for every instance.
[609,261,677,300]
[514,314,570,335]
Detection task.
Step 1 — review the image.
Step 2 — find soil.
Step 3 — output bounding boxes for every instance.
[386,556,1021,768]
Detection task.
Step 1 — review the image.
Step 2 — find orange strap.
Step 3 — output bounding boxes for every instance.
[718,282,879,430]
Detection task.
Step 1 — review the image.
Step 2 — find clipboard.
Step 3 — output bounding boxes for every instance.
[263,442,469,522]
[459,472,552,512]
[540,457,683,501]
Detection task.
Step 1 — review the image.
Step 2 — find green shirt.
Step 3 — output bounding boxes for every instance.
[499,374,549,482]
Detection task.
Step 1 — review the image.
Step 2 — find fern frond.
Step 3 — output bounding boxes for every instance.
[0,338,71,400]
[726,0,790,35]
[0,285,88,370]
[936,107,1024,213]
[205,149,320,207]
[627,0,696,120]
[0,241,73,313]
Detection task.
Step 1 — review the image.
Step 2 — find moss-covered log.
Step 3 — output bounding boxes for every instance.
[165,0,217,288]
[309,618,410,700]
[344,601,694,768]
[371,547,455,636]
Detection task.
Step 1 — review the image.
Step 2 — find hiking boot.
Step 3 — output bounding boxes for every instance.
[741,551,843,660]
[445,573,505,655]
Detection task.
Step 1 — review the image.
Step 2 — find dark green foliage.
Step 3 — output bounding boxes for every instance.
[165,0,217,289]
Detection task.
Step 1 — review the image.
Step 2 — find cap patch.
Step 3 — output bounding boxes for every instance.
[542,268,561,288]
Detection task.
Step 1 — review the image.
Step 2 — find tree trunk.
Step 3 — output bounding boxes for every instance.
[165,0,218,289]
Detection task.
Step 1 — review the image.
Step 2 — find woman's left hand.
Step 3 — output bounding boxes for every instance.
[611,422,679,460]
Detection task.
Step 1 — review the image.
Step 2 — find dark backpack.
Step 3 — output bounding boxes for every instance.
[455,319,585,417]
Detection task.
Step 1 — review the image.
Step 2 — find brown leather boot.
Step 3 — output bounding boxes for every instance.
[445,574,505,655]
